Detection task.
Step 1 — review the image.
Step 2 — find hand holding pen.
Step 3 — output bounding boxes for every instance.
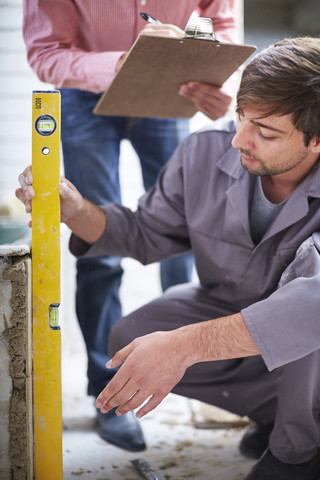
[140,12,185,38]
[116,12,183,72]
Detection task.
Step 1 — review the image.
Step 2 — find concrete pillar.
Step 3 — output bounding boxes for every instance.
[0,244,32,480]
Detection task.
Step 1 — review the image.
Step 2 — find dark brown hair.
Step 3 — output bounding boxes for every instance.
[237,37,320,146]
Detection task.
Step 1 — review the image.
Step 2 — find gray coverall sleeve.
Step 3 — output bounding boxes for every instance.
[242,233,320,371]
[69,140,192,263]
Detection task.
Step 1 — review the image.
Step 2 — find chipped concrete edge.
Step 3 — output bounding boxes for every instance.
[0,243,31,258]
[0,242,33,480]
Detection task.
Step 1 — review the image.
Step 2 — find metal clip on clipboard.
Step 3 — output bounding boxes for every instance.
[184,17,217,41]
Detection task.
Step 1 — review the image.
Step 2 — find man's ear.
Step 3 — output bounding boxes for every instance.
[311,136,320,153]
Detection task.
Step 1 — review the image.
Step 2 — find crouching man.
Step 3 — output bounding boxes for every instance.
[17,37,320,479]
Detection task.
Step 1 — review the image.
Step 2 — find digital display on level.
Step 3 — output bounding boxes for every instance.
[35,114,57,136]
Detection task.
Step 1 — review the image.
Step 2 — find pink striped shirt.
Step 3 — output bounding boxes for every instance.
[23,0,237,93]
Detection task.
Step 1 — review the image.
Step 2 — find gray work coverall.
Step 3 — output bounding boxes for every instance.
[70,118,320,463]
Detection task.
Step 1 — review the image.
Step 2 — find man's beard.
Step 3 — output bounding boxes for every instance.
[239,148,309,177]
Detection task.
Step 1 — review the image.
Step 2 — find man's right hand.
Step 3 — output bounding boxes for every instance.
[16,165,85,226]
[16,166,107,245]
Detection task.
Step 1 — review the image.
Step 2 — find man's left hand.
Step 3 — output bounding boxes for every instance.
[95,330,190,419]
[179,82,233,120]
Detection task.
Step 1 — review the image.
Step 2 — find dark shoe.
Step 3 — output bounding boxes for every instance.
[246,447,320,480]
[96,408,146,452]
[239,422,274,459]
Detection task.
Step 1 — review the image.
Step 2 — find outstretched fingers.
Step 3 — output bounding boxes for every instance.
[97,379,165,420]
[136,394,164,419]
[96,344,135,412]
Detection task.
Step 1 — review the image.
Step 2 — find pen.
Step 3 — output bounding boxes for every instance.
[140,12,162,25]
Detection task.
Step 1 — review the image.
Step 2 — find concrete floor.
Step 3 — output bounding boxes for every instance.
[62,389,255,480]
[61,339,254,480]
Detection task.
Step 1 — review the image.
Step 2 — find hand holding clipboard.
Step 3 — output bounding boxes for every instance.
[94,17,256,119]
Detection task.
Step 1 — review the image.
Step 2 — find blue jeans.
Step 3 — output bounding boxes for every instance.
[61,89,193,396]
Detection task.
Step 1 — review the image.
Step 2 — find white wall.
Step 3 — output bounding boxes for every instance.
[0,0,53,213]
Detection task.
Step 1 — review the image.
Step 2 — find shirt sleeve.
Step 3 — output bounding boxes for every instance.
[242,233,320,371]
[69,139,193,262]
[197,0,239,44]
[22,0,124,92]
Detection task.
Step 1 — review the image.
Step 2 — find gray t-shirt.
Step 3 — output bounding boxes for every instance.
[250,176,287,244]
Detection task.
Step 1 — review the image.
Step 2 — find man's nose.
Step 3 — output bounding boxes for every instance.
[232,122,253,151]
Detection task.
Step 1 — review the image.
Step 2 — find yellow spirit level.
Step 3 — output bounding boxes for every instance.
[32,90,63,479]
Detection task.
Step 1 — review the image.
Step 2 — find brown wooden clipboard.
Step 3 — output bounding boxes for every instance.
[93,34,256,119]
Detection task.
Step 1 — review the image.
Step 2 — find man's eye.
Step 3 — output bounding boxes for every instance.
[259,130,275,141]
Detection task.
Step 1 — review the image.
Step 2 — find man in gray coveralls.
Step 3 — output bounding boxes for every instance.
[17,37,320,479]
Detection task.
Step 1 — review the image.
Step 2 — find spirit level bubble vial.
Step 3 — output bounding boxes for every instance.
[32,90,63,479]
